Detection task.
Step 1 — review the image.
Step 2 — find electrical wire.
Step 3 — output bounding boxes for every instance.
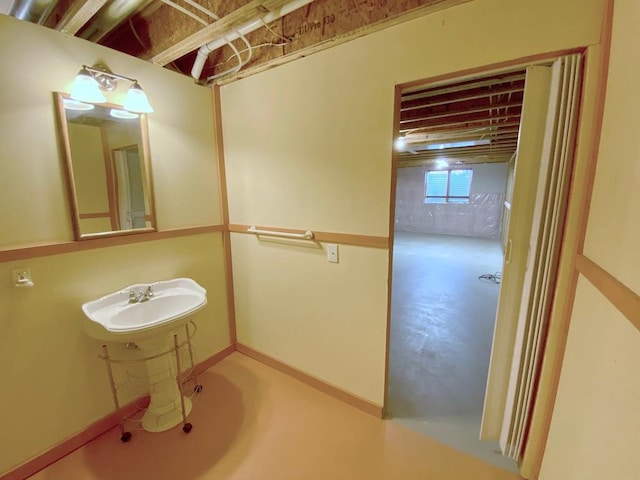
[130,16,190,75]
[260,16,291,43]
[179,0,254,76]
[223,42,288,65]
[159,0,253,81]
[128,18,146,49]
[207,18,293,82]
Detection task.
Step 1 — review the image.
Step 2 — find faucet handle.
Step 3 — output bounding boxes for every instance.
[128,289,138,303]
[144,285,154,299]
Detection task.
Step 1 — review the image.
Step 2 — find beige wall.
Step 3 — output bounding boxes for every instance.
[231,234,389,402]
[0,16,228,475]
[539,278,640,480]
[582,1,640,295]
[394,163,507,239]
[0,15,222,248]
[540,1,640,478]
[220,0,604,406]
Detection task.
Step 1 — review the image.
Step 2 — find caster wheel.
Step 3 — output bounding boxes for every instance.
[183,423,193,433]
[121,432,132,443]
[194,384,203,393]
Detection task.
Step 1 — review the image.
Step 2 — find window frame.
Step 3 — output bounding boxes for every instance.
[424,168,473,204]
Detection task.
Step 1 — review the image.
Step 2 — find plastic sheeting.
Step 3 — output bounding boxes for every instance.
[395,193,504,239]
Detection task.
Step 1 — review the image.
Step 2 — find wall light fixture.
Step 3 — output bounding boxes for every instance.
[70,64,154,114]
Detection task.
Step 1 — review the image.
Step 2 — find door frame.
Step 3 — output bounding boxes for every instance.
[383,27,613,477]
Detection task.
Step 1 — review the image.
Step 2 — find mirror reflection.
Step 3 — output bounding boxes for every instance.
[55,92,156,239]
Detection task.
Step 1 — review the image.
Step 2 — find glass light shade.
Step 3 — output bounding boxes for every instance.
[70,68,106,103]
[123,82,153,113]
[63,98,95,111]
[110,108,139,119]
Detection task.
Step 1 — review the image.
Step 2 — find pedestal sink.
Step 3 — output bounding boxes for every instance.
[82,278,207,434]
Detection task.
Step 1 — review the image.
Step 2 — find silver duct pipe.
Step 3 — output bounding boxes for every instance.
[79,0,152,42]
[9,0,56,24]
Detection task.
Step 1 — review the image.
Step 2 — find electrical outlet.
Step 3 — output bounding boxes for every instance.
[12,266,33,287]
[327,244,339,263]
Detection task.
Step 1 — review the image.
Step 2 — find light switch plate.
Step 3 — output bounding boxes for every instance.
[327,244,339,263]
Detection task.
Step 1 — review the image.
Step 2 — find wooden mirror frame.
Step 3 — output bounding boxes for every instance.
[54,92,157,240]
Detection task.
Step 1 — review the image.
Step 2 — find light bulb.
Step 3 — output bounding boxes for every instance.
[70,67,106,103]
[123,82,153,113]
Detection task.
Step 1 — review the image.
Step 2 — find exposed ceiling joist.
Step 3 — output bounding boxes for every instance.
[402,99,523,123]
[401,84,525,112]
[7,0,473,83]
[402,113,522,131]
[151,0,296,66]
[400,143,517,156]
[398,68,526,166]
[399,155,513,168]
[56,0,109,34]
[402,73,526,100]
[400,120,523,135]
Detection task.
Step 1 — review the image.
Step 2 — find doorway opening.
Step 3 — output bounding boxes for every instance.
[387,69,524,471]
[386,54,583,473]
[113,144,146,230]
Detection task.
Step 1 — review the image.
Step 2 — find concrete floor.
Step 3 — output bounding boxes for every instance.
[388,232,517,473]
[29,353,520,480]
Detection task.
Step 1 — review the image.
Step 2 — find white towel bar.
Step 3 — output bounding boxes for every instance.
[247,225,314,240]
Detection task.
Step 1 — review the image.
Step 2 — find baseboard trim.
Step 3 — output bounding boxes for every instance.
[236,343,384,418]
[1,344,236,480]
[192,344,236,376]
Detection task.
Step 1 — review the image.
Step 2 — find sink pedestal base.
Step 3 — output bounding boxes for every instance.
[142,397,192,433]
[138,335,192,433]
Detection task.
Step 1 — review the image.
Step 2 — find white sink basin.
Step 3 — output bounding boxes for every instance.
[82,278,207,342]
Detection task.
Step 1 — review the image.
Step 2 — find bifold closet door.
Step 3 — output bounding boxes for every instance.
[480,54,583,469]
[500,54,582,461]
[480,64,553,443]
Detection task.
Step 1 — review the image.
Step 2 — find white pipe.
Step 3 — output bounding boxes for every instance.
[247,225,314,240]
[191,0,314,80]
[160,0,251,80]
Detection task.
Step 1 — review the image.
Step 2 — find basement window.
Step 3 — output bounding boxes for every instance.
[425,169,473,204]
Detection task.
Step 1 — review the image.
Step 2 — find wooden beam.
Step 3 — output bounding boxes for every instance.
[401,83,525,111]
[399,146,517,157]
[400,120,522,135]
[151,0,296,66]
[402,73,526,100]
[57,0,109,34]
[399,156,512,168]
[399,147,517,160]
[403,136,519,150]
[400,118,520,135]
[402,99,523,123]
[402,112,522,130]
[217,0,473,84]
[403,128,520,143]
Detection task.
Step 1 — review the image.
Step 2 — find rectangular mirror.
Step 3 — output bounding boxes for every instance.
[54,92,156,240]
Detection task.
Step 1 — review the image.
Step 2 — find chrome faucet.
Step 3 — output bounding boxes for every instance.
[128,285,154,304]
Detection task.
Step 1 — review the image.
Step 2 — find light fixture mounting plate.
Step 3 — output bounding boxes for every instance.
[91,64,118,91]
